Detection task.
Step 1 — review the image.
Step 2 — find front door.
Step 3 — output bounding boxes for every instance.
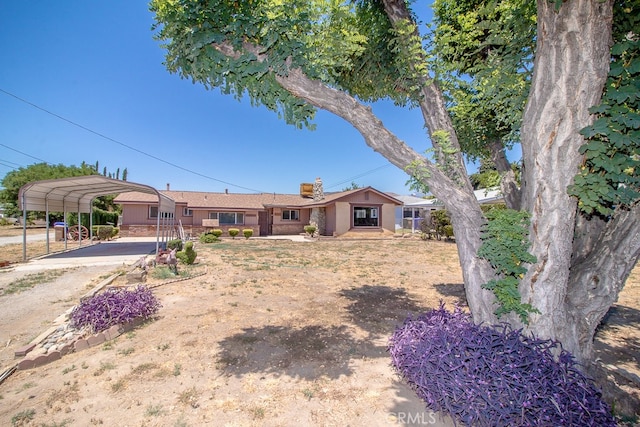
[258,210,269,236]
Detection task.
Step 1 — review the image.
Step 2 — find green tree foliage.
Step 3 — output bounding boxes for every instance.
[0,162,97,218]
[150,0,426,128]
[470,161,520,190]
[568,0,640,216]
[430,0,535,159]
[0,161,127,219]
[341,182,361,191]
[478,208,538,322]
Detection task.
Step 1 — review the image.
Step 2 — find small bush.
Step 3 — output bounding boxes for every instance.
[70,286,161,333]
[304,225,316,236]
[228,228,240,239]
[92,225,114,241]
[167,239,183,251]
[388,304,616,427]
[211,229,223,238]
[242,229,253,239]
[176,241,197,265]
[199,232,218,243]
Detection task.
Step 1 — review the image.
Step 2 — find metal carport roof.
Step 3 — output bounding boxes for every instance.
[17,175,176,261]
[18,175,175,214]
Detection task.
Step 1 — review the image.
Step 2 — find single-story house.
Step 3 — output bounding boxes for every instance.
[114,178,403,238]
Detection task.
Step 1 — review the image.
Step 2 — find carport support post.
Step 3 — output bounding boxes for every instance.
[77,207,81,248]
[45,202,50,254]
[63,211,68,251]
[155,209,160,254]
[21,193,27,262]
[89,197,95,241]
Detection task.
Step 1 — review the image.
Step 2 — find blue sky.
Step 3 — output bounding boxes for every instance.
[0,1,492,195]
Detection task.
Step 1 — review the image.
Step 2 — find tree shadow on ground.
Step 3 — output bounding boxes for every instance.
[593,304,640,418]
[338,285,430,337]
[433,283,467,306]
[216,324,381,380]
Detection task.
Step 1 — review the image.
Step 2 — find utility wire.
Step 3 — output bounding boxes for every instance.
[0,142,48,164]
[326,164,393,189]
[0,160,22,170]
[0,88,266,193]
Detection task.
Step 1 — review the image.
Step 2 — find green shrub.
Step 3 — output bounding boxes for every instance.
[92,225,114,241]
[304,225,316,236]
[443,225,454,239]
[167,239,183,251]
[112,227,119,238]
[176,241,197,265]
[242,229,253,239]
[211,229,223,238]
[228,228,240,239]
[199,232,218,243]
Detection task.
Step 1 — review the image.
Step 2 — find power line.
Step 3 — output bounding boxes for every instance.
[0,160,22,170]
[326,164,393,189]
[0,88,266,193]
[0,142,48,164]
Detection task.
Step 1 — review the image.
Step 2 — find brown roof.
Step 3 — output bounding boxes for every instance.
[114,190,315,210]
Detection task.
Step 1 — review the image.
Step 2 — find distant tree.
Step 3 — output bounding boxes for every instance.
[342,182,361,191]
[0,162,97,218]
[469,161,520,190]
[122,168,128,181]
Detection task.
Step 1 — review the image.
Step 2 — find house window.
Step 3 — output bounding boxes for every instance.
[353,206,379,227]
[183,207,193,217]
[208,212,244,225]
[149,206,173,219]
[282,210,300,221]
[403,208,422,218]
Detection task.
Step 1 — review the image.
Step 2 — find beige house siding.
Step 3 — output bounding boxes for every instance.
[270,207,311,235]
[381,204,396,232]
[325,204,336,236]
[120,204,157,225]
[334,202,351,236]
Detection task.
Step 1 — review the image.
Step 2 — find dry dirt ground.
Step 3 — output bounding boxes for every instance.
[0,231,638,426]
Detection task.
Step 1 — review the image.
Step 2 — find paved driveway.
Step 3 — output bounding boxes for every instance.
[8,237,158,272]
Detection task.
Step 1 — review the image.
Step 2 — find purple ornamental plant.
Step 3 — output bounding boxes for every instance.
[388,303,616,427]
[70,286,161,334]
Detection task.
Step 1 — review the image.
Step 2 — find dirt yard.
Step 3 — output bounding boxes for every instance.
[0,235,638,426]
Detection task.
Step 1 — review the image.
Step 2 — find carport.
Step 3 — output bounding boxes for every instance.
[18,176,175,261]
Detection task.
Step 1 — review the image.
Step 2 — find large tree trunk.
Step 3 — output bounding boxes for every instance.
[567,204,640,365]
[519,0,615,363]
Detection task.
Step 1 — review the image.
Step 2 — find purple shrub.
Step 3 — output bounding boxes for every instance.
[388,304,616,426]
[70,286,161,333]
